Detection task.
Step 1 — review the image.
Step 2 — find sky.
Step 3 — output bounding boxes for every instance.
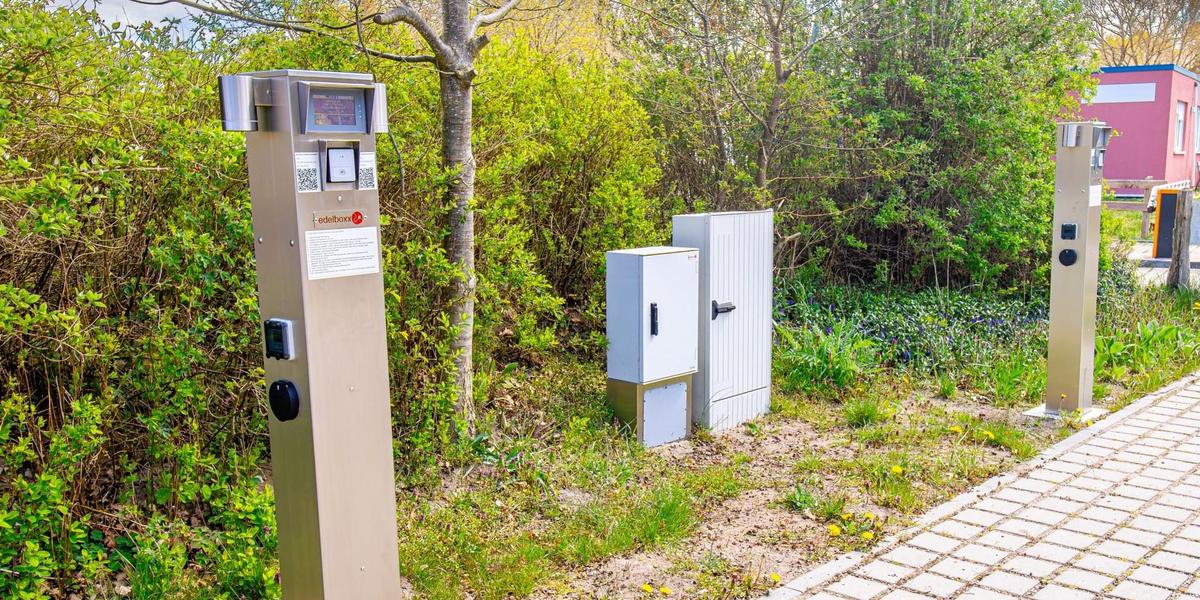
[68,0,196,27]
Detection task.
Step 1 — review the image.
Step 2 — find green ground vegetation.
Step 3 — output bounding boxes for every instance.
[2,1,1199,599]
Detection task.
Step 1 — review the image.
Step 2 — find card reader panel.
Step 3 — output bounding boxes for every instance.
[326,148,356,183]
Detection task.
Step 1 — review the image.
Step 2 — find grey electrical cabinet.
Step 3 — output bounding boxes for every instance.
[606,246,699,447]
[673,210,774,431]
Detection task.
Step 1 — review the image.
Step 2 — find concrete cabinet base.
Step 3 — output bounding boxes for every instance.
[607,374,693,447]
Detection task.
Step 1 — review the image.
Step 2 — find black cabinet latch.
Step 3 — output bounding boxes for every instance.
[712,300,736,320]
[650,303,659,335]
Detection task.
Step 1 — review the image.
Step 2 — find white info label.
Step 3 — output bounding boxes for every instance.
[305,226,380,280]
[1089,185,1102,207]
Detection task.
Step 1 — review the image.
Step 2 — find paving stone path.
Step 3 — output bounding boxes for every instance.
[769,375,1200,600]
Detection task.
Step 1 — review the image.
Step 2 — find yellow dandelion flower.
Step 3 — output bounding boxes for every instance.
[659,586,672,595]
[890,465,904,475]
[770,573,782,584]
[828,524,842,536]
[840,512,853,521]
[1193,301,1200,311]
[641,583,654,593]
[864,511,875,521]
[983,430,996,440]
[861,531,875,540]
[949,425,964,434]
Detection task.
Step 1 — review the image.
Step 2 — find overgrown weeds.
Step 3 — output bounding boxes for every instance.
[774,323,878,393]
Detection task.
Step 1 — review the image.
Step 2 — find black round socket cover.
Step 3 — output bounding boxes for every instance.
[1059,249,1078,267]
[269,380,300,422]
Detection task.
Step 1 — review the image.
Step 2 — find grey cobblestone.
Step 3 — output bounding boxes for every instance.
[772,376,1200,600]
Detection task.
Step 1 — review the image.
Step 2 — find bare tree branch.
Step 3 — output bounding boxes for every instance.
[1082,0,1200,69]
[131,0,438,63]
[471,0,521,36]
[374,3,454,59]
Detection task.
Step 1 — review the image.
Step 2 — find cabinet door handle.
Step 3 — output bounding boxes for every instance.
[712,300,736,320]
[650,303,659,335]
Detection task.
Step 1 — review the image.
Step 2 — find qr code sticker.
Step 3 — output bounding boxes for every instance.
[296,168,321,193]
[358,167,377,190]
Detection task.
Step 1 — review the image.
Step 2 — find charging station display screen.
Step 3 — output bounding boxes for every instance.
[306,89,365,133]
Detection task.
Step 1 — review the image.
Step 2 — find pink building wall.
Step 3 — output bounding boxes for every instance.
[1077,65,1200,196]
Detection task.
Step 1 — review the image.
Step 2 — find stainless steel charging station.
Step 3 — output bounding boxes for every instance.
[1027,121,1111,422]
[219,70,402,598]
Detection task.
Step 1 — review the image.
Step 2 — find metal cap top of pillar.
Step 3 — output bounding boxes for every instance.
[1058,121,1111,149]
[218,70,388,134]
[235,69,375,82]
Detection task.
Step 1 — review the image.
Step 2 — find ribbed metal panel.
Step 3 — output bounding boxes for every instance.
[673,210,773,431]
[708,388,771,431]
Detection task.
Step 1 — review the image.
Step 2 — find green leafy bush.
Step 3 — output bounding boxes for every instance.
[0,3,663,596]
[622,0,1092,287]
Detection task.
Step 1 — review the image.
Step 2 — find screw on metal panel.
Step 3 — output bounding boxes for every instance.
[349,386,355,392]
[289,240,295,246]
[338,195,344,203]
[257,237,263,244]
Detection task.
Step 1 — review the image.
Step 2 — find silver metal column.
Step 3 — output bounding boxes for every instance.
[220,70,402,599]
[1027,121,1111,422]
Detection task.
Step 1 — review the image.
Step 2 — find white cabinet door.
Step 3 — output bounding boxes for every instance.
[641,251,699,382]
[707,212,772,402]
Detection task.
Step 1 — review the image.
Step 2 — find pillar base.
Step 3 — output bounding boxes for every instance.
[1023,404,1108,423]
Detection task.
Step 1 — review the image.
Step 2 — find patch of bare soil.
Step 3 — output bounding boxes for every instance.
[535,390,1063,599]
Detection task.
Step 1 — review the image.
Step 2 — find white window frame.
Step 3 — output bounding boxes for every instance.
[1194,104,1199,153]
[1176,100,1188,153]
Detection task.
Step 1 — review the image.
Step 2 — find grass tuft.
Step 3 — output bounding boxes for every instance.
[843,397,892,429]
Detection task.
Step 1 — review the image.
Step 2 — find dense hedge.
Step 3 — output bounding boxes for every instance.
[0,4,659,596]
[622,0,1092,287]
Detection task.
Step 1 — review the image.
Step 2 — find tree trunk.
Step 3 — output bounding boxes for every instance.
[755,1,788,193]
[441,0,476,431]
[696,10,730,207]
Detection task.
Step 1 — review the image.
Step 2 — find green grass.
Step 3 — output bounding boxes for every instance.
[979,350,1045,407]
[376,262,1200,598]
[843,397,892,428]
[851,451,919,510]
[397,480,702,598]
[935,371,957,399]
[1102,208,1145,243]
[794,452,825,474]
[783,481,848,522]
